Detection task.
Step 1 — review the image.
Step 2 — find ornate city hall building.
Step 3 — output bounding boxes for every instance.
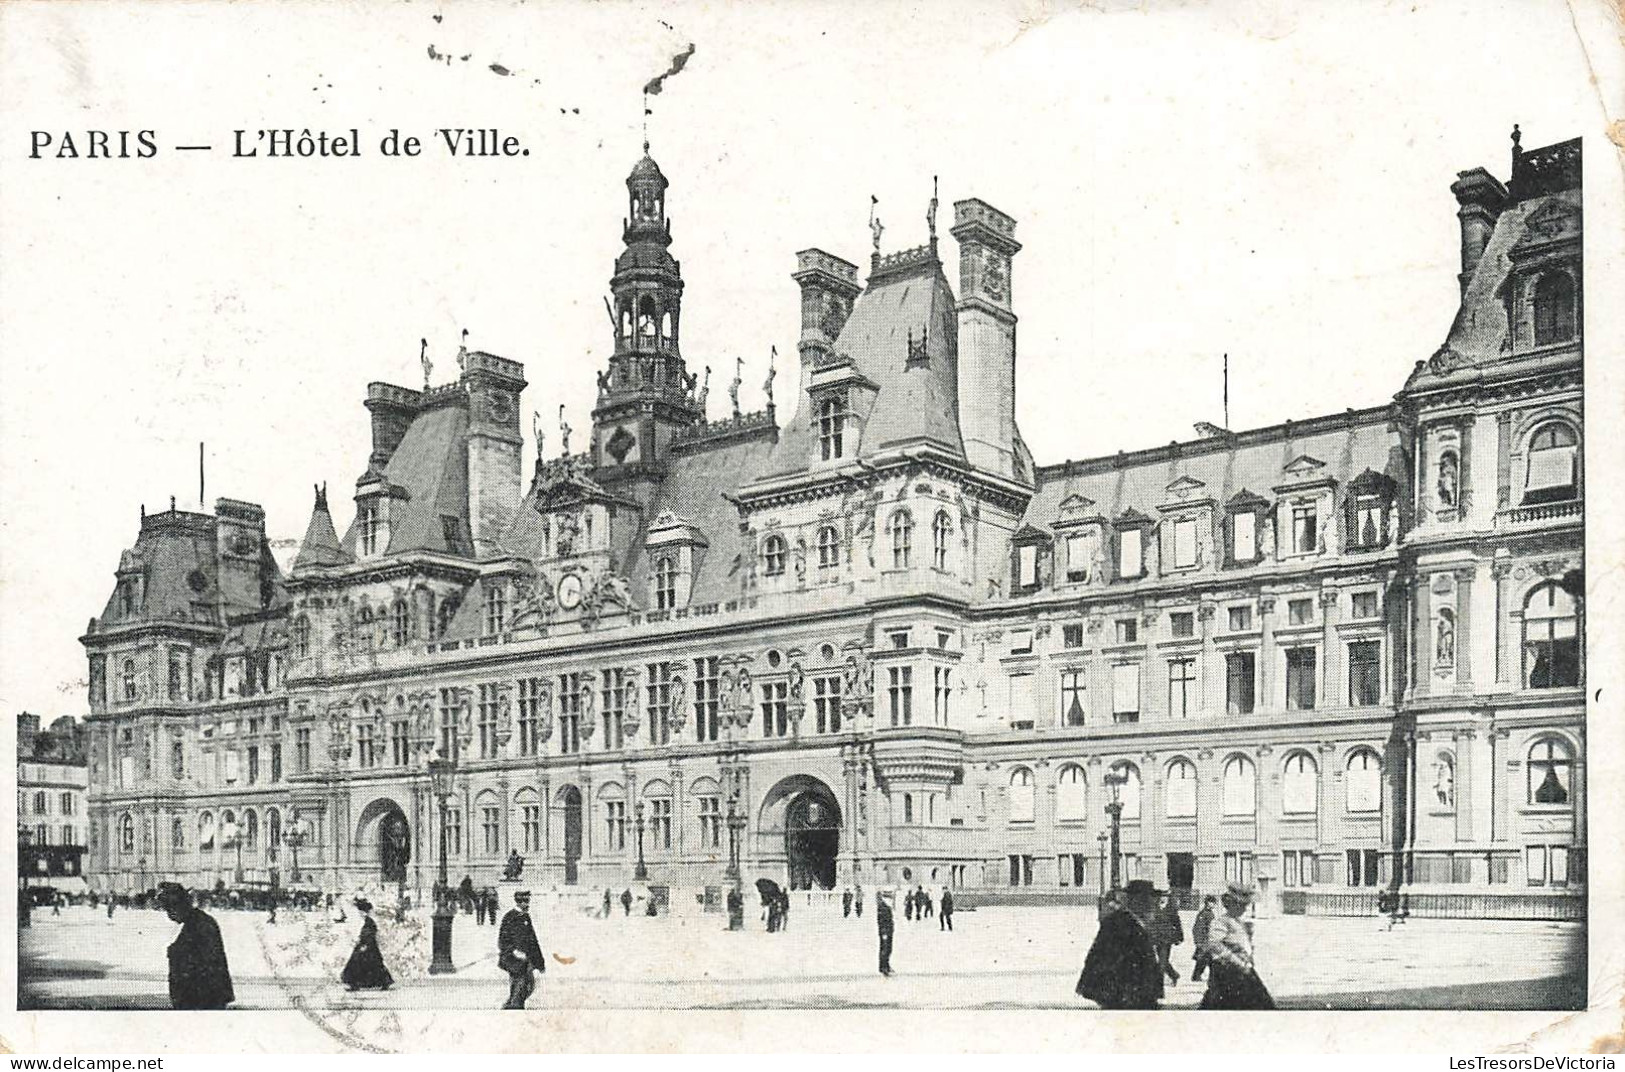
[80,130,1584,913]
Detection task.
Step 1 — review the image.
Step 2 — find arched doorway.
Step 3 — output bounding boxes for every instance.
[355,798,411,884]
[560,786,583,885]
[785,791,841,890]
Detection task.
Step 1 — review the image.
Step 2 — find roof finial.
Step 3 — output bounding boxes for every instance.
[729,356,743,418]
[558,404,572,456]
[927,175,939,243]
[763,345,777,409]
[456,327,469,372]
[642,91,650,154]
[420,337,432,388]
[869,195,884,255]
[1511,123,1522,151]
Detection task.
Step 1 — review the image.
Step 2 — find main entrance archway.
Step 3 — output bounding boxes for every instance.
[759,775,842,891]
[559,785,583,885]
[355,797,411,884]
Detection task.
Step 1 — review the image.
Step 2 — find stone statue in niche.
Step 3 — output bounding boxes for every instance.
[1435,611,1456,667]
[1437,451,1460,509]
[1433,757,1455,808]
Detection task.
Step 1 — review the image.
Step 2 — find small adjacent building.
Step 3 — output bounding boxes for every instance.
[17,712,90,895]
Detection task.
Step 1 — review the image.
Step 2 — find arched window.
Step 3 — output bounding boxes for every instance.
[1533,271,1576,346]
[245,809,259,851]
[198,811,215,852]
[660,311,673,347]
[1345,749,1381,813]
[357,606,374,650]
[889,510,913,569]
[763,535,787,577]
[171,741,184,780]
[637,297,658,345]
[266,808,282,849]
[903,792,914,823]
[294,616,311,657]
[1431,753,1455,809]
[119,814,135,854]
[653,556,677,610]
[817,397,845,461]
[1282,752,1318,814]
[1527,738,1573,805]
[1165,758,1197,819]
[391,601,409,647]
[171,817,186,851]
[816,526,840,570]
[1108,761,1142,821]
[122,659,137,701]
[1223,755,1257,816]
[932,510,952,570]
[1524,422,1580,503]
[1056,764,1087,821]
[1008,767,1035,823]
[1524,582,1580,688]
[220,809,238,848]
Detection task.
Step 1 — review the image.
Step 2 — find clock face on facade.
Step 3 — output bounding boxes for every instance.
[487,390,513,423]
[557,573,583,610]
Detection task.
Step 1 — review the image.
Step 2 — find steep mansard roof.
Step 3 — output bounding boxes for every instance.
[337,402,472,558]
[96,509,286,630]
[1019,409,1407,535]
[765,254,964,477]
[292,492,349,570]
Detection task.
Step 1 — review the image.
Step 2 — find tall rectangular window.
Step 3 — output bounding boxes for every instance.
[694,657,720,743]
[1118,528,1143,579]
[483,583,507,635]
[358,504,379,556]
[558,673,582,755]
[1007,673,1034,728]
[1063,623,1084,649]
[1060,669,1086,726]
[760,681,789,738]
[1348,641,1381,706]
[482,806,501,854]
[391,720,411,766]
[271,743,283,782]
[1018,545,1038,588]
[1112,663,1141,722]
[521,805,541,852]
[1353,495,1385,548]
[1168,658,1196,719]
[1172,517,1198,568]
[646,662,672,745]
[295,728,310,773]
[1286,648,1318,710]
[601,669,625,750]
[604,801,626,851]
[247,745,261,783]
[817,395,846,461]
[1226,652,1256,715]
[650,798,673,849]
[888,666,913,727]
[1066,532,1091,582]
[439,688,462,760]
[816,675,844,733]
[698,796,721,848]
[1292,504,1318,554]
[477,683,500,758]
[517,678,545,756]
[445,808,462,855]
[355,728,375,769]
[933,667,951,725]
[1232,511,1257,562]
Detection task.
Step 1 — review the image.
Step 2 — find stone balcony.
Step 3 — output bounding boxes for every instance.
[1499,499,1582,527]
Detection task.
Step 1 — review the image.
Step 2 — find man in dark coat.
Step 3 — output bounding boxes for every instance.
[497,889,546,1009]
[842,887,853,918]
[1150,894,1185,985]
[876,890,895,976]
[157,883,234,1010]
[1076,879,1165,1010]
[1190,895,1217,982]
[620,888,633,916]
[939,888,955,932]
[854,884,863,918]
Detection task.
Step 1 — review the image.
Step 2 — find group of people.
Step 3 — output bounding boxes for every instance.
[763,888,792,932]
[1076,880,1275,1010]
[455,876,504,925]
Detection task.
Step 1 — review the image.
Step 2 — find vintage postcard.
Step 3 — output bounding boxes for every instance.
[2,0,1622,1057]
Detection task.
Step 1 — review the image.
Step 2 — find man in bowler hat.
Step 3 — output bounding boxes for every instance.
[157,883,235,1010]
[876,889,896,976]
[1076,879,1165,1010]
[497,889,546,1009]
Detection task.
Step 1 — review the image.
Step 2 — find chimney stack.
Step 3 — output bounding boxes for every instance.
[1450,167,1508,297]
[950,198,1022,480]
[791,249,861,396]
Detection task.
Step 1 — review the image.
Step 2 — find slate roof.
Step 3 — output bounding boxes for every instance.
[338,403,471,557]
[765,254,963,477]
[95,509,286,630]
[292,494,350,571]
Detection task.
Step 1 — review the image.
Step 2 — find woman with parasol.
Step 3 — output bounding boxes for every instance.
[341,896,394,991]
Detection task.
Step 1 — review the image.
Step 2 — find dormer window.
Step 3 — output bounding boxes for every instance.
[482,583,506,635]
[1018,545,1037,587]
[1344,470,1395,551]
[1524,422,1579,504]
[1224,490,1268,567]
[654,556,677,610]
[1113,516,1148,581]
[391,600,409,646]
[358,503,380,556]
[1291,502,1318,554]
[763,535,787,577]
[817,396,846,461]
[889,510,913,569]
[932,511,952,570]
[1171,517,1198,569]
[1533,271,1577,345]
[122,659,137,701]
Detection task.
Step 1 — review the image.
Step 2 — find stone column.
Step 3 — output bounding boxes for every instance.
[1454,729,1475,843]
[1195,748,1220,879]
[1455,567,1475,692]
[1413,577,1432,699]
[1256,744,1280,854]
[1317,742,1340,855]
[1497,412,1513,512]
[1320,588,1341,706]
[498,772,512,854]
[1258,597,1278,710]
[1492,561,1515,687]
[1198,603,1220,716]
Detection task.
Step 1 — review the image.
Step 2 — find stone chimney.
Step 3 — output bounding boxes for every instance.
[1450,167,1508,296]
[791,249,861,395]
[950,199,1022,481]
[364,382,422,472]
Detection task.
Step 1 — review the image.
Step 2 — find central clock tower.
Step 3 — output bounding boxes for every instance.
[590,144,704,486]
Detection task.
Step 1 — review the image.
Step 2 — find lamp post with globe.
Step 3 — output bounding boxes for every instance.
[634,801,648,881]
[429,754,458,975]
[724,792,746,931]
[1103,769,1127,890]
[284,815,311,885]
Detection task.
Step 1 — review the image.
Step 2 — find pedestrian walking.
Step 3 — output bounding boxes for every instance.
[903,889,914,922]
[603,888,613,919]
[459,875,476,915]
[342,898,395,991]
[107,896,115,919]
[939,888,954,932]
[156,882,234,1010]
[1075,879,1165,1010]
[476,891,488,925]
[855,884,864,918]
[876,890,895,976]
[621,888,633,917]
[489,889,501,925]
[922,887,934,919]
[779,890,790,932]
[1191,896,1216,982]
[842,887,853,918]
[1150,894,1185,986]
[1199,883,1275,1009]
[267,898,277,925]
[497,889,546,1010]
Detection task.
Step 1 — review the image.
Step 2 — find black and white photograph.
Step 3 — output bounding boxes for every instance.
[2,0,1621,1057]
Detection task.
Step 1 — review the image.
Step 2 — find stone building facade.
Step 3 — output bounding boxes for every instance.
[18,712,90,892]
[81,131,1584,911]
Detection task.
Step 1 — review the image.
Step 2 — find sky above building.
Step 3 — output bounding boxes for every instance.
[0,0,1617,716]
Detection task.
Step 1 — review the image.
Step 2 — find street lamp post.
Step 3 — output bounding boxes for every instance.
[285,818,310,885]
[221,820,243,885]
[428,756,457,975]
[1103,771,1126,890]
[138,857,148,899]
[1096,831,1109,894]
[19,829,33,928]
[724,793,745,931]
[634,801,648,881]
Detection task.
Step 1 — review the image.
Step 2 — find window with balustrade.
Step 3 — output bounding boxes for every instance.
[1524,583,1581,688]
[1523,422,1580,505]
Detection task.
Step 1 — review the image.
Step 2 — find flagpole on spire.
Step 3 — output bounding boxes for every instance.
[1223,353,1230,430]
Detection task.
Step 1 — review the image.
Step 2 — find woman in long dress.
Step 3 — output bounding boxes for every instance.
[1199,883,1275,1009]
[341,898,394,991]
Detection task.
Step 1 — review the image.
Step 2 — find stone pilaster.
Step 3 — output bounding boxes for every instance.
[1455,567,1475,691]
[1492,560,1515,686]
[1258,596,1277,709]
[1454,729,1475,843]
[1319,588,1340,705]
